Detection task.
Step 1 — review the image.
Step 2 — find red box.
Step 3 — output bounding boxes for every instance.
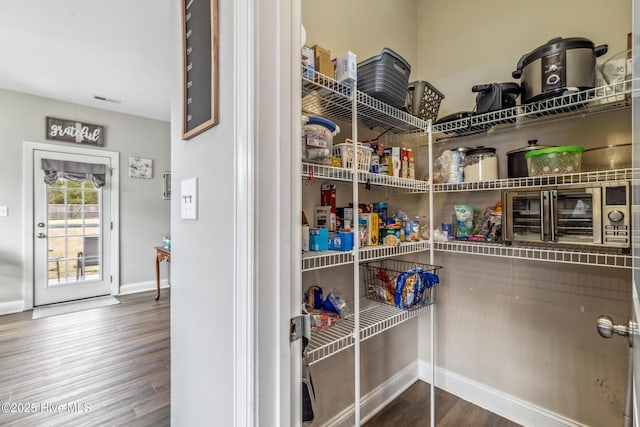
[321,183,336,213]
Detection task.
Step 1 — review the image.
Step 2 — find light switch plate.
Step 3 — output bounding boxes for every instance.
[180,177,198,220]
[0,206,7,217]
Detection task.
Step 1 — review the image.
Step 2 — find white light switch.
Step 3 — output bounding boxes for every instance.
[0,206,7,217]
[180,177,198,220]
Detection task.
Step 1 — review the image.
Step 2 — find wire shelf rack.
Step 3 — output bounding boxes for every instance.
[433,168,635,192]
[433,241,632,268]
[301,240,431,272]
[305,297,431,365]
[302,162,430,192]
[301,66,428,134]
[432,80,635,141]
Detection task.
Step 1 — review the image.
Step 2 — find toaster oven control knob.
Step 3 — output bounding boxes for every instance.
[549,64,558,72]
[608,210,624,223]
[546,74,560,85]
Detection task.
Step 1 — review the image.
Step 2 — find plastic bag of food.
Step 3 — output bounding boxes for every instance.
[322,288,350,317]
[394,269,424,309]
[454,205,474,237]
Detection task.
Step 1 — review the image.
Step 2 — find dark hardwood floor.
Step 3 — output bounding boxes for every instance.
[0,292,519,427]
[364,381,522,427]
[0,291,170,427]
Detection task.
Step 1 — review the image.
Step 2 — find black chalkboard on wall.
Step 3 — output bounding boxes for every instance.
[182,0,219,140]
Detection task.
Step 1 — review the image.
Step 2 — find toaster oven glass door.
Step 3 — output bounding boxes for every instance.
[554,189,599,244]
[509,192,544,242]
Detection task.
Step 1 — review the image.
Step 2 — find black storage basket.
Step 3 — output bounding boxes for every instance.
[362,259,441,309]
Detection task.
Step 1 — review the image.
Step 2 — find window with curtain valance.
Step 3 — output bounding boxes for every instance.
[41,159,106,188]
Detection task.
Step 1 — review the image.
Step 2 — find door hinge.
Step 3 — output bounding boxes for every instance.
[290,314,310,343]
[109,168,113,176]
[110,275,113,283]
[110,222,113,230]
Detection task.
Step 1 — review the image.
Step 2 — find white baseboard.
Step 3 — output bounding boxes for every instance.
[418,360,587,427]
[0,300,25,315]
[118,279,169,296]
[320,361,419,427]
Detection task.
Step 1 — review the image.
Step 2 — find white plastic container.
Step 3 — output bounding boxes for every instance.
[302,116,340,164]
[463,147,498,182]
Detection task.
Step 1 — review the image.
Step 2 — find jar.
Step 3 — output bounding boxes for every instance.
[463,147,498,182]
[437,147,470,183]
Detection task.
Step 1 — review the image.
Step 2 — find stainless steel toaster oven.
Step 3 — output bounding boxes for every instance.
[502,181,630,248]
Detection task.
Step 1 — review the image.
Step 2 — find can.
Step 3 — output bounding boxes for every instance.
[373,202,388,221]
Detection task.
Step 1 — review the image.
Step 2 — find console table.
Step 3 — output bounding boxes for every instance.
[155,246,170,300]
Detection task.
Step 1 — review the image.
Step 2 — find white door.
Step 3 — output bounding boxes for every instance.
[33,149,112,306]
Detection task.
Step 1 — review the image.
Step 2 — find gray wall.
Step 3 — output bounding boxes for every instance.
[0,88,170,303]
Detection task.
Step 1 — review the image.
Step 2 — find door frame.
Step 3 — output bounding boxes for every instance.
[22,141,120,310]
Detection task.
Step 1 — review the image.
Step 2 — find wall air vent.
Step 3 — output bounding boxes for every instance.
[93,95,122,104]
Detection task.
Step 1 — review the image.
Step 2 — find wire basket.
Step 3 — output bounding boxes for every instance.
[362,259,441,309]
[332,142,373,171]
[407,80,445,122]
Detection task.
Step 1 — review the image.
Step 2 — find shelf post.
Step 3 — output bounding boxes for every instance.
[350,79,361,426]
[428,119,435,427]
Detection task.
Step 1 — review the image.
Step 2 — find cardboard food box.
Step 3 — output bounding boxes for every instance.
[335,51,357,82]
[358,212,379,246]
[301,45,315,78]
[309,228,329,251]
[313,44,334,78]
[314,205,335,231]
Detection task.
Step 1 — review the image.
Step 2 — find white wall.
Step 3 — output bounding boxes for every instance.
[302,0,419,82]
[169,0,235,423]
[416,0,632,117]
[415,1,633,425]
[0,89,170,306]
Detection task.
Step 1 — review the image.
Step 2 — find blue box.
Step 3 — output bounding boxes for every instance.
[309,228,329,251]
[328,231,354,251]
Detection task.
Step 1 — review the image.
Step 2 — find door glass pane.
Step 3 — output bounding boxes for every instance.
[555,191,594,241]
[46,178,102,284]
[511,194,542,239]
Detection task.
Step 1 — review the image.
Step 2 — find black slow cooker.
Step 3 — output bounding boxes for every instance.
[512,37,608,104]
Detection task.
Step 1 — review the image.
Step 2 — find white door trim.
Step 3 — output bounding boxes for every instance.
[23,141,120,310]
[250,0,300,425]
[233,0,256,425]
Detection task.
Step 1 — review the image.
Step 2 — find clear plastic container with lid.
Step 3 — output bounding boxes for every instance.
[524,146,583,176]
[463,147,498,182]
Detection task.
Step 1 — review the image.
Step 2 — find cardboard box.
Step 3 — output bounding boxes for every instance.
[328,231,354,251]
[301,45,315,78]
[335,51,357,83]
[309,228,329,251]
[358,213,379,247]
[407,148,415,180]
[383,147,401,178]
[321,183,336,213]
[314,206,335,231]
[313,44,334,78]
[301,225,310,251]
[401,148,409,179]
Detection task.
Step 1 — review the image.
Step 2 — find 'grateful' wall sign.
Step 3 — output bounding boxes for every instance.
[45,116,105,146]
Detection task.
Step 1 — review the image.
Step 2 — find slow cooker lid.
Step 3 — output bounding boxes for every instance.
[515,36,595,71]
